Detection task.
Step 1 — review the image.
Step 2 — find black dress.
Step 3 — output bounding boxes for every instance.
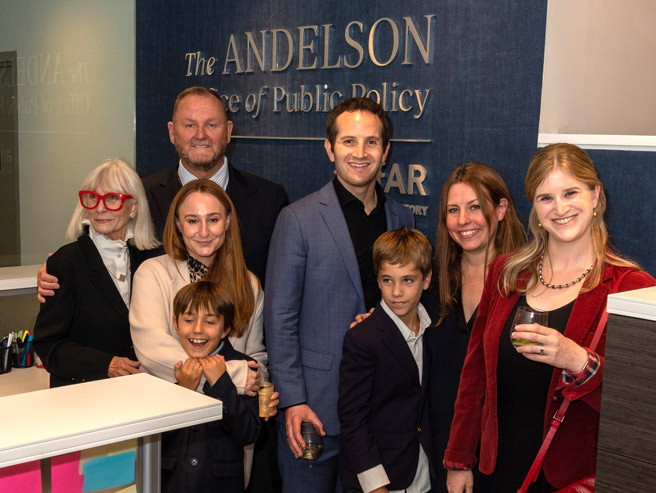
[487,296,574,492]
[424,284,488,493]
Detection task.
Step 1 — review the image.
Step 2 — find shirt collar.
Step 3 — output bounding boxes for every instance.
[177,156,229,190]
[211,339,225,356]
[332,176,386,213]
[380,299,431,340]
[82,219,134,248]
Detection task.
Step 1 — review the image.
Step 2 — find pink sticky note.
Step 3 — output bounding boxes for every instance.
[0,460,42,493]
[51,452,84,493]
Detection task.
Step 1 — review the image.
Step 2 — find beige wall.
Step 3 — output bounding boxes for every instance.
[0,0,136,265]
[540,0,656,137]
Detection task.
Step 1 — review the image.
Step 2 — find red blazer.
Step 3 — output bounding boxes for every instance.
[444,253,656,488]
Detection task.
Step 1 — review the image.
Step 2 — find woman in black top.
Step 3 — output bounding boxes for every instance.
[425,163,526,492]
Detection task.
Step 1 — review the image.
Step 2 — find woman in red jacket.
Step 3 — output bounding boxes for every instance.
[444,143,656,492]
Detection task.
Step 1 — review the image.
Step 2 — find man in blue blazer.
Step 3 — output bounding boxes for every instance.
[265,98,414,493]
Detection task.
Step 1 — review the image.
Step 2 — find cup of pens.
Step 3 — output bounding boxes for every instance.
[11,330,35,368]
[0,343,12,374]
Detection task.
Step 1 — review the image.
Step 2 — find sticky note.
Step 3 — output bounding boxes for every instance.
[0,460,42,493]
[82,451,135,492]
[79,439,137,474]
[116,485,137,493]
[52,452,84,493]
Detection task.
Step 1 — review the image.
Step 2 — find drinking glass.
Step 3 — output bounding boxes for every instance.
[300,422,324,460]
[510,306,548,347]
[258,365,274,418]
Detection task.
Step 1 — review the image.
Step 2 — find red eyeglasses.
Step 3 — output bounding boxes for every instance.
[79,191,134,211]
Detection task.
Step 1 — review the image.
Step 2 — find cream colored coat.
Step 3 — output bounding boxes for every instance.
[129,254,266,393]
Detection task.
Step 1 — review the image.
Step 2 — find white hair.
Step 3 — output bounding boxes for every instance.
[66,158,160,250]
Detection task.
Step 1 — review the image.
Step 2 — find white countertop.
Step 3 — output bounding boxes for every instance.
[0,265,39,296]
[0,373,222,468]
[0,366,50,398]
[608,286,656,321]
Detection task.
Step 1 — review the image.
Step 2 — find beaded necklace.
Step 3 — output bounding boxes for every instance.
[537,255,592,289]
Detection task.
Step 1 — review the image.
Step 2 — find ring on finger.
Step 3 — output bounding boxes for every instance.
[540,347,544,354]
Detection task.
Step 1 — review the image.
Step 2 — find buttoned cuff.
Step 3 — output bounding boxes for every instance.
[562,348,600,387]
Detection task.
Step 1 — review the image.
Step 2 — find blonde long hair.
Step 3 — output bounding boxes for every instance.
[501,143,638,294]
[163,179,255,337]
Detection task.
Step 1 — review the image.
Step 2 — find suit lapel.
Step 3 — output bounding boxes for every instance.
[151,168,181,224]
[226,164,253,237]
[384,200,399,230]
[376,306,421,386]
[318,183,365,304]
[79,235,129,320]
[421,338,430,391]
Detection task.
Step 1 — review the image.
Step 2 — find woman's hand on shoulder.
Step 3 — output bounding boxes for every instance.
[174,358,202,390]
[513,323,588,371]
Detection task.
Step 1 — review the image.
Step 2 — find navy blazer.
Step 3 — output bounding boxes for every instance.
[338,303,434,490]
[265,181,414,435]
[33,233,151,388]
[142,163,289,286]
[161,339,261,493]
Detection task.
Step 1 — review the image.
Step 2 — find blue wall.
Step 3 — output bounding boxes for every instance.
[136,0,655,275]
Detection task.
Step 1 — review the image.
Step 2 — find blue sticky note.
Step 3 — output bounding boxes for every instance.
[82,451,135,492]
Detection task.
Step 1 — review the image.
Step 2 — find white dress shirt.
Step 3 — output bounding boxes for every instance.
[84,220,134,308]
[177,156,229,189]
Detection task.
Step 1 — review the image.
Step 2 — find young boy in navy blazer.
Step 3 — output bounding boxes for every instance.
[338,227,435,493]
[162,281,261,493]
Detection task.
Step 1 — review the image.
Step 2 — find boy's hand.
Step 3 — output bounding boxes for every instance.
[174,358,202,390]
[199,354,227,386]
[37,255,59,303]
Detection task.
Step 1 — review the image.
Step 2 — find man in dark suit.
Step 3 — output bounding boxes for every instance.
[142,86,289,286]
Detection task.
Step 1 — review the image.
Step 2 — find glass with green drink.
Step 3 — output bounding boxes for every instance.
[510,306,548,347]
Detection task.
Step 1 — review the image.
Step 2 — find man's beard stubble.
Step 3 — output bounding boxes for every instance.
[176,142,227,173]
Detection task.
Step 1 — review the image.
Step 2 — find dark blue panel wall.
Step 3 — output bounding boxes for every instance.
[136,0,655,275]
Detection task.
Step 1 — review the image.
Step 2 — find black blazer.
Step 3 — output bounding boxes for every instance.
[338,303,435,490]
[161,339,262,493]
[33,233,151,388]
[142,163,289,286]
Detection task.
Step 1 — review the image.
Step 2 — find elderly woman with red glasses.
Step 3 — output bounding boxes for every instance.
[33,158,159,388]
